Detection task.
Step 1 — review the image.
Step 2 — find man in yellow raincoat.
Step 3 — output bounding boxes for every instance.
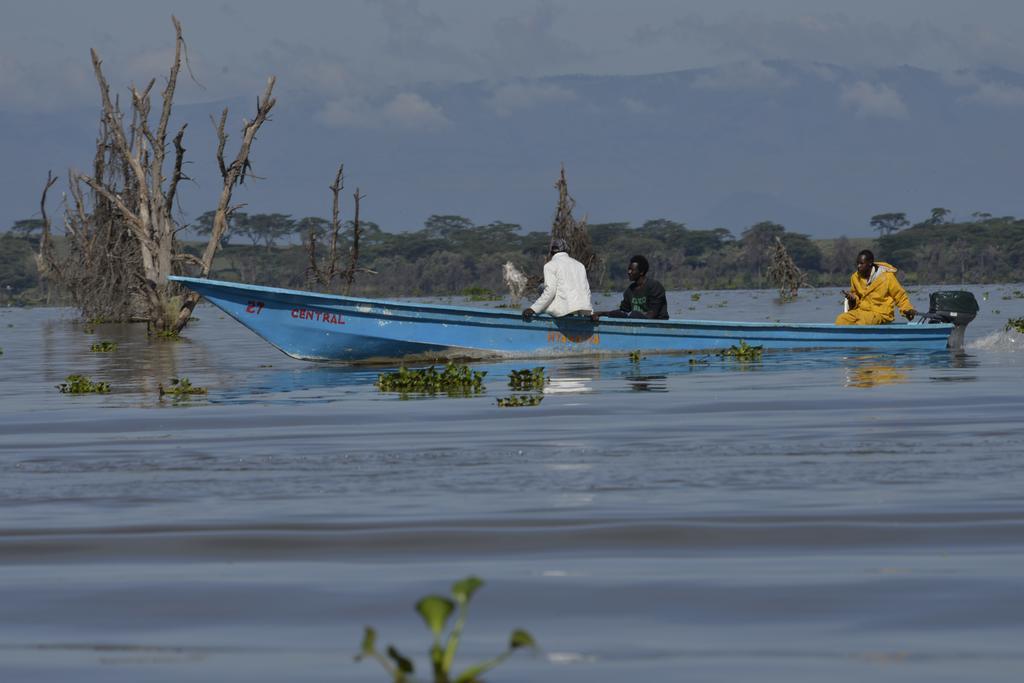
[835,250,917,325]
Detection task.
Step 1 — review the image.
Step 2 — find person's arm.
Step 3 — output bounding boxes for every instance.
[843,274,859,308]
[889,275,916,320]
[618,290,631,313]
[592,289,629,322]
[524,262,557,320]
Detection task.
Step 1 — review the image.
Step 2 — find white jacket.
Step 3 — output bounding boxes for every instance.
[530,252,593,317]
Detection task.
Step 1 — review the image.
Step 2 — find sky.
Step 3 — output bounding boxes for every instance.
[5,1,1024,235]
[6,0,1024,112]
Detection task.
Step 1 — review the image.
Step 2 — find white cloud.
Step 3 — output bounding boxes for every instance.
[486,82,577,116]
[796,62,841,82]
[382,92,450,129]
[622,97,655,113]
[839,81,908,119]
[691,61,794,91]
[961,82,1024,108]
[317,92,450,130]
[316,97,374,127]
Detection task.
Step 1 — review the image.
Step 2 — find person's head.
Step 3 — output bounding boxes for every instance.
[627,254,649,282]
[550,238,569,256]
[856,249,875,277]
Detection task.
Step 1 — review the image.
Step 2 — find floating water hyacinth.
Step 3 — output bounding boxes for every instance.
[159,377,208,398]
[507,367,546,390]
[629,351,642,363]
[57,374,110,394]
[1006,318,1024,334]
[90,341,117,352]
[377,363,487,395]
[356,576,537,683]
[717,340,764,360]
[496,395,544,407]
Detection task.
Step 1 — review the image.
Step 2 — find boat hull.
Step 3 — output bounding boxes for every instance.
[170,277,955,361]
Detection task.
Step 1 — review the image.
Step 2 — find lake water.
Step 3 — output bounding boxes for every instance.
[1,285,1023,682]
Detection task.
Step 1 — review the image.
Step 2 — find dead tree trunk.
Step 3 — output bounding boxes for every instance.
[766,236,808,302]
[550,165,603,286]
[307,164,345,288]
[340,188,368,294]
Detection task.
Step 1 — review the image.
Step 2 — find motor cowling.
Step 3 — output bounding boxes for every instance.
[925,290,979,351]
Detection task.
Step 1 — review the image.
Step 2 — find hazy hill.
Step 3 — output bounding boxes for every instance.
[4,60,1024,237]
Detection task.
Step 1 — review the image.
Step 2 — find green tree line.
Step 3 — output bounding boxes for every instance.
[4,210,1023,304]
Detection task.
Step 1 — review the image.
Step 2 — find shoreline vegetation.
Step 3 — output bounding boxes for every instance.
[4,212,1023,306]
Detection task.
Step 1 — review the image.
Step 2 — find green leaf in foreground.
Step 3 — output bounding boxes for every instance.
[416,596,455,638]
[358,577,538,683]
[451,576,484,604]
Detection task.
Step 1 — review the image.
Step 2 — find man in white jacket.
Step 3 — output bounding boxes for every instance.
[522,239,593,321]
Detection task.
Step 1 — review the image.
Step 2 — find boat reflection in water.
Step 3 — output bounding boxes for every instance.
[844,362,908,388]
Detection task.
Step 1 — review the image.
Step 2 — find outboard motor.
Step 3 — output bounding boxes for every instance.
[923,290,979,351]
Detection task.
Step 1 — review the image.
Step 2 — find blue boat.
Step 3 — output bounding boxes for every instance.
[170,276,961,362]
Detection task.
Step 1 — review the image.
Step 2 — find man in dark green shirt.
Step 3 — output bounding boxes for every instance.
[591,255,669,321]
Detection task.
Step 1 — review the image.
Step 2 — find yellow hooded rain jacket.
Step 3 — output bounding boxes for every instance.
[834,261,913,325]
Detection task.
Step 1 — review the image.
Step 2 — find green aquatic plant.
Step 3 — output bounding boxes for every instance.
[690,292,701,302]
[507,367,546,390]
[159,377,208,398]
[57,374,111,394]
[90,341,117,352]
[688,357,710,366]
[717,340,764,361]
[460,286,501,301]
[152,329,182,341]
[496,395,544,407]
[377,364,487,395]
[1006,318,1024,334]
[356,576,537,683]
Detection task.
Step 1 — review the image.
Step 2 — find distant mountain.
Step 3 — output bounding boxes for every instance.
[4,60,1024,237]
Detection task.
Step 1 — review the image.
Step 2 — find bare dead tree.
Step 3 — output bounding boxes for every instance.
[766,236,808,302]
[307,164,345,288]
[549,165,603,286]
[36,104,148,321]
[34,172,59,301]
[339,188,374,294]
[306,164,375,294]
[33,16,275,335]
[172,76,277,333]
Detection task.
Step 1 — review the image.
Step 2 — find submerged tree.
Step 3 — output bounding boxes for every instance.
[36,16,276,335]
[548,165,603,286]
[305,163,375,294]
[765,236,809,302]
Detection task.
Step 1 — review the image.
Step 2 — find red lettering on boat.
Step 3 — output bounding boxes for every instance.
[291,307,345,325]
